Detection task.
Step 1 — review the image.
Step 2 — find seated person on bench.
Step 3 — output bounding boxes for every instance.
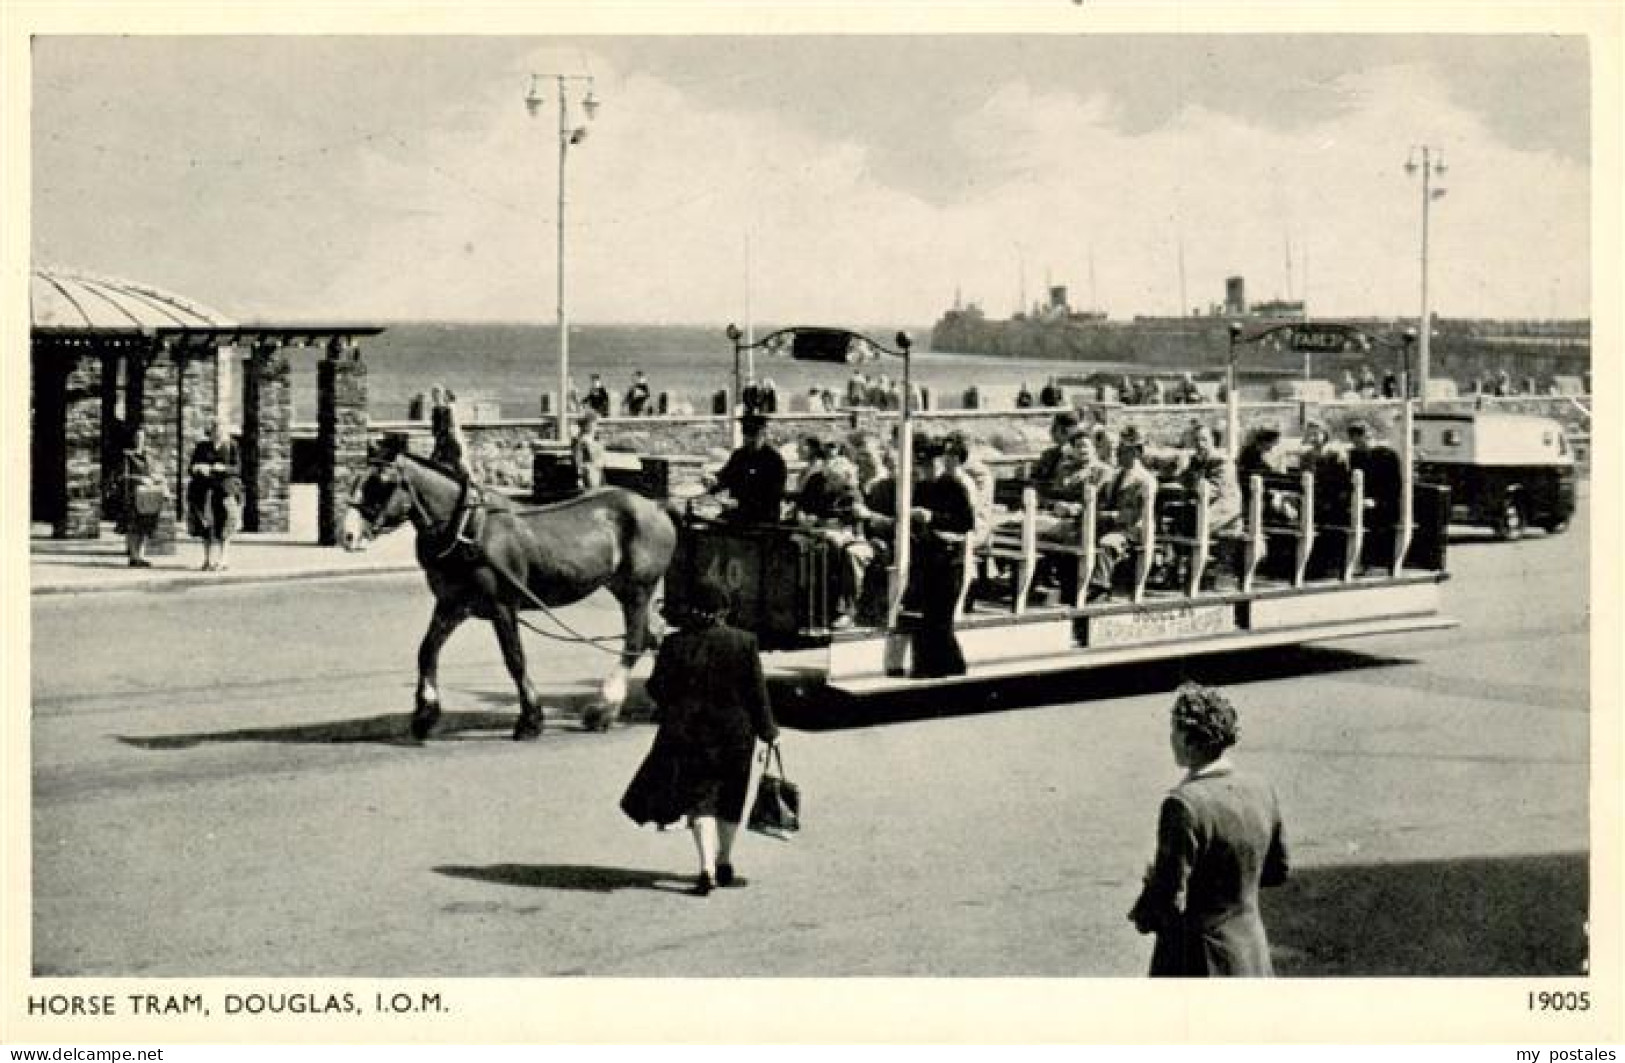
[1029,410,1082,502]
[1089,426,1158,601]
[1300,420,1353,577]
[1170,423,1244,585]
[1346,419,1403,568]
[1024,428,1112,600]
[794,440,872,629]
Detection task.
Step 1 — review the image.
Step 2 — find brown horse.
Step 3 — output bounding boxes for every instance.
[342,453,676,740]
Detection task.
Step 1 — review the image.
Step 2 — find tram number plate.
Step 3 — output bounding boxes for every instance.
[1090,604,1235,647]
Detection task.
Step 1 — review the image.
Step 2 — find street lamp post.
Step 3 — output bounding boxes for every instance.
[1405,145,1448,405]
[526,73,600,441]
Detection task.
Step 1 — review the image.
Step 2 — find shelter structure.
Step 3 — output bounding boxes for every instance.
[30,266,384,551]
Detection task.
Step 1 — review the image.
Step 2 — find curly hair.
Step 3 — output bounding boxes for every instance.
[1170,682,1240,754]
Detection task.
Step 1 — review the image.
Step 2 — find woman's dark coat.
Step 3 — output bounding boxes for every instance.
[621,623,778,827]
[1130,764,1289,977]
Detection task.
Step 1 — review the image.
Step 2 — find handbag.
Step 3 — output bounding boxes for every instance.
[132,478,168,518]
[748,742,800,840]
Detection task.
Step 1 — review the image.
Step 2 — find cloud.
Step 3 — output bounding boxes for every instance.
[32,36,1592,325]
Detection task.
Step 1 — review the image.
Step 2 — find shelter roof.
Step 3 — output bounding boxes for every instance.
[31,266,237,332]
[30,266,384,348]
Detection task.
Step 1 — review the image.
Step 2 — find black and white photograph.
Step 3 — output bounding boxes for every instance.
[4,3,1619,1047]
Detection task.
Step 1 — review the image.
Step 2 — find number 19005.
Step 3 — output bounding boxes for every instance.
[1528,990,1590,1011]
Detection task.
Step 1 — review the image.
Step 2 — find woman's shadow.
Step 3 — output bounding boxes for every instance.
[435,863,692,896]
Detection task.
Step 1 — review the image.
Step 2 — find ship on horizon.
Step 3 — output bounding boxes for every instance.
[930,276,1590,391]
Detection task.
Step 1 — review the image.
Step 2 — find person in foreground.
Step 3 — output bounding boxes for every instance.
[621,579,780,896]
[1129,682,1290,976]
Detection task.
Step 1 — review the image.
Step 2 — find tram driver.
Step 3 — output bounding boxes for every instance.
[703,413,788,525]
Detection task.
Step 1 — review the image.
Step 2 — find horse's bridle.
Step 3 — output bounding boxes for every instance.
[349,456,483,562]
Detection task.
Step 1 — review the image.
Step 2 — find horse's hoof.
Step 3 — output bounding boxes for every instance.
[512,718,543,741]
[410,716,437,741]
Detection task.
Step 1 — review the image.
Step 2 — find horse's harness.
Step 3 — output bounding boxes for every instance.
[363,457,629,655]
[393,461,486,565]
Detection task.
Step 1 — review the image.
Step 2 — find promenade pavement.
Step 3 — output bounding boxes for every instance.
[30,484,421,595]
[30,525,418,595]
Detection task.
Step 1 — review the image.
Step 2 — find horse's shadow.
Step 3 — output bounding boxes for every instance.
[116,686,644,750]
[435,863,691,895]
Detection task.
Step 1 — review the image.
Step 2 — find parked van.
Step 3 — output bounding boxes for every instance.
[1414,412,1575,539]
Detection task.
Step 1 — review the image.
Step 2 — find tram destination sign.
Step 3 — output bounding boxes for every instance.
[1285,323,1370,353]
[1088,603,1236,647]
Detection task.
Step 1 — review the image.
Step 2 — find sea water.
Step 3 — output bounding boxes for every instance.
[279,321,1167,423]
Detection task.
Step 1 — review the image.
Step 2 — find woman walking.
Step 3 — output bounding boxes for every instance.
[1129,682,1290,976]
[186,421,242,572]
[621,579,779,896]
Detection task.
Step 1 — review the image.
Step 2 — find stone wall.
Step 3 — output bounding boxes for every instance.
[317,343,369,547]
[351,392,1591,499]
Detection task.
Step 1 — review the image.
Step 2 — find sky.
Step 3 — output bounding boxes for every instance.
[30,33,1594,326]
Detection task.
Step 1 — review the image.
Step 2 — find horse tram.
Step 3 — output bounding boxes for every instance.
[665,322,1456,705]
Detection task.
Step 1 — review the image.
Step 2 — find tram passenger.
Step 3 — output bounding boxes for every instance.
[1129,682,1289,976]
[1030,411,1081,501]
[791,436,829,499]
[704,413,788,525]
[796,442,871,630]
[850,439,900,626]
[1090,426,1157,600]
[1030,428,1115,601]
[1300,420,1351,577]
[1346,419,1403,568]
[942,432,994,545]
[1093,426,1118,468]
[571,409,606,491]
[1163,423,1243,588]
[1175,423,1243,533]
[1236,427,1297,522]
[906,435,975,678]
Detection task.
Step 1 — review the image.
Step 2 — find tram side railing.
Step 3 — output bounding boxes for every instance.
[974,464,1413,615]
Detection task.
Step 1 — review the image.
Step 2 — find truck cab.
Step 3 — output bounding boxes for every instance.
[1414,411,1575,539]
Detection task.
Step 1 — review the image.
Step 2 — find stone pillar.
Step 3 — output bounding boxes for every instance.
[317,337,369,547]
[178,344,220,452]
[138,343,182,555]
[56,353,104,539]
[242,339,292,533]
